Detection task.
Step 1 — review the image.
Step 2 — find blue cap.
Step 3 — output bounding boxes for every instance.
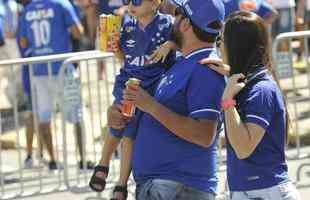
[182,0,225,34]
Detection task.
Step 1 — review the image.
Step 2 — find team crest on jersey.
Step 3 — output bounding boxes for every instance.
[156,74,174,95]
[158,19,170,31]
[125,26,134,33]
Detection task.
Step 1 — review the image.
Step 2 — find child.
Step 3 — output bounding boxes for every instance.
[89,0,177,199]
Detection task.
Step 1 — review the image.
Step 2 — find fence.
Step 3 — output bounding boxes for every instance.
[58,52,135,200]
[272,30,310,187]
[0,50,124,199]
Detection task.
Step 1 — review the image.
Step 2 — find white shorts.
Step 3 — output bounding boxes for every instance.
[32,75,82,124]
[32,76,58,123]
[62,66,82,124]
[231,181,300,200]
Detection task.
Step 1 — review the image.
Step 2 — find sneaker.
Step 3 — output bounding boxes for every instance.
[24,155,33,169]
[48,161,58,170]
[79,160,95,170]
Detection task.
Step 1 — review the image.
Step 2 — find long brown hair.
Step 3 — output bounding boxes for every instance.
[224,11,291,143]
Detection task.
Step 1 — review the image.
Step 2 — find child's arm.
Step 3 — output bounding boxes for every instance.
[150,40,177,64]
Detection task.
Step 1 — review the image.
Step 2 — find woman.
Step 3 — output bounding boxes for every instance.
[202,11,300,200]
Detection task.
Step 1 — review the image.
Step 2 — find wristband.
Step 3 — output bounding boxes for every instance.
[221,99,236,110]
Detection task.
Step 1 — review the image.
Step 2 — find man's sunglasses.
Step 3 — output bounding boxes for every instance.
[122,0,143,6]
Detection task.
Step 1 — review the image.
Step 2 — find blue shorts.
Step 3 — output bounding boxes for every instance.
[272,8,295,38]
[110,75,158,139]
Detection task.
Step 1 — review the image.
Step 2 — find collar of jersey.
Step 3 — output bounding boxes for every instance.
[246,68,268,83]
[184,47,215,59]
[137,11,160,32]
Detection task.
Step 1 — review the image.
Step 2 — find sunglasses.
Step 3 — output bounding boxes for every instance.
[122,0,143,6]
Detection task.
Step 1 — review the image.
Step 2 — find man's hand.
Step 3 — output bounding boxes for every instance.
[107,104,129,130]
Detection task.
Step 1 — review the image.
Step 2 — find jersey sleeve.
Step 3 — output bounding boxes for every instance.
[243,86,274,130]
[60,0,81,29]
[16,11,32,56]
[187,65,226,121]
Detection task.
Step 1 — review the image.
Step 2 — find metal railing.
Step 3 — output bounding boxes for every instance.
[0,50,119,199]
[272,30,310,187]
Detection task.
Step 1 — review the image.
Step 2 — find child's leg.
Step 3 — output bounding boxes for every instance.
[89,130,122,192]
[111,110,142,199]
[100,131,121,166]
[111,137,133,200]
[119,137,133,185]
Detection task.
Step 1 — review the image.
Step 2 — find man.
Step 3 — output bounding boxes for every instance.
[80,0,125,48]
[0,0,25,112]
[270,0,296,51]
[222,0,277,24]
[108,0,226,199]
[18,0,83,170]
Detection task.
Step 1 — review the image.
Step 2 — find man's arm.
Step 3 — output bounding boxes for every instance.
[149,102,218,148]
[70,22,84,40]
[81,1,99,47]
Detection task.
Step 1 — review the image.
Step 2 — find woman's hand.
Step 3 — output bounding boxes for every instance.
[199,58,230,76]
[122,85,157,114]
[223,74,246,100]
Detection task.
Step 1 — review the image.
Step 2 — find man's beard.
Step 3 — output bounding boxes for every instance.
[170,20,184,49]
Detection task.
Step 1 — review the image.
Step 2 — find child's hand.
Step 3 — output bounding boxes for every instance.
[107,35,121,53]
[107,35,125,61]
[150,41,175,63]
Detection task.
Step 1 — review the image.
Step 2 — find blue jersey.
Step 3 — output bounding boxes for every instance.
[113,12,175,103]
[227,69,289,191]
[99,0,123,14]
[19,0,80,76]
[222,0,239,17]
[0,0,19,35]
[255,0,274,19]
[223,0,266,18]
[0,15,4,44]
[132,48,225,194]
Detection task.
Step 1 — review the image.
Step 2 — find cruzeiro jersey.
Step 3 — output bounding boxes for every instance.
[19,0,80,75]
[119,12,175,89]
[222,0,270,18]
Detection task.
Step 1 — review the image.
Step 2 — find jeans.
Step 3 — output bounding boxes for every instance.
[136,179,215,200]
[230,181,300,200]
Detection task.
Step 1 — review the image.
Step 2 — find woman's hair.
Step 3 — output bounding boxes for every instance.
[224,11,291,143]
[224,11,271,76]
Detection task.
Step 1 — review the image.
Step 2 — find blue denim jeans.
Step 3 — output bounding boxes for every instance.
[230,181,300,200]
[136,179,216,200]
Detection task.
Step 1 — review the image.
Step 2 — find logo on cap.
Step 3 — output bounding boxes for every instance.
[184,4,193,16]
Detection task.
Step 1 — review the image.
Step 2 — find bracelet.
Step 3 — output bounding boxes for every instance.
[221,99,236,110]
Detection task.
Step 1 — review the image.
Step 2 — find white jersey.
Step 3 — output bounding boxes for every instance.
[271,0,295,9]
[307,0,310,11]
